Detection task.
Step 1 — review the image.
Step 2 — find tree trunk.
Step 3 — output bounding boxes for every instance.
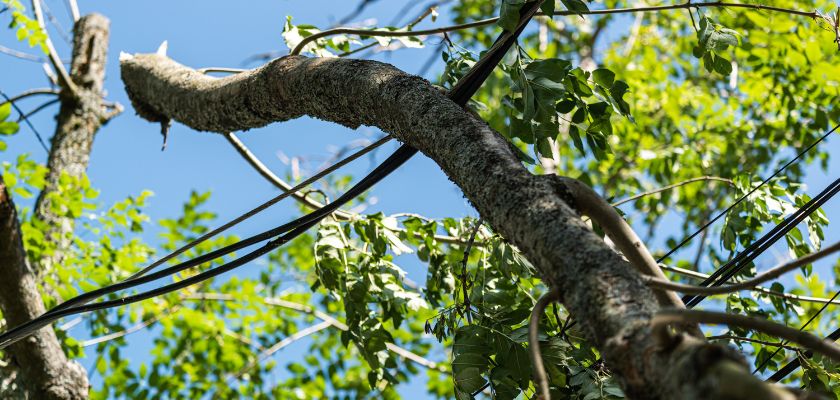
[0,13,113,400]
[34,13,111,276]
[119,54,802,399]
[0,177,88,399]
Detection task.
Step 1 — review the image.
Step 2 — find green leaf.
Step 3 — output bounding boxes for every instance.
[498,0,527,32]
[0,103,11,121]
[0,121,19,135]
[454,367,487,393]
[592,68,615,88]
[540,0,555,16]
[561,0,589,14]
[714,54,733,75]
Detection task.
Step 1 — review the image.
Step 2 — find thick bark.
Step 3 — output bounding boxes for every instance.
[119,54,796,399]
[0,178,88,399]
[33,14,111,275]
[0,13,111,400]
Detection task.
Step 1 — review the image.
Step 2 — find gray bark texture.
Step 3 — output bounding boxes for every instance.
[33,14,112,275]
[119,53,800,399]
[0,13,113,400]
[0,177,88,399]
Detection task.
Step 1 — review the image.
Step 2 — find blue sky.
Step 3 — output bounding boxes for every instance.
[2,0,840,397]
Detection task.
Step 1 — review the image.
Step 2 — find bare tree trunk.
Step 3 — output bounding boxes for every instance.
[33,14,112,276]
[0,177,88,399]
[119,54,803,399]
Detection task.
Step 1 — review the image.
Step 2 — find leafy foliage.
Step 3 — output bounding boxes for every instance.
[3,0,840,398]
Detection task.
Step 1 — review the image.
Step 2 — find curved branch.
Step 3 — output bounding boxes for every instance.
[529,287,561,400]
[652,309,840,363]
[118,51,790,398]
[645,240,840,296]
[183,293,448,373]
[291,2,822,56]
[0,44,44,62]
[31,0,79,96]
[559,177,691,312]
[612,176,734,207]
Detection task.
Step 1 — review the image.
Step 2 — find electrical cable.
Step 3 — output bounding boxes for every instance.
[657,123,840,264]
[0,0,543,350]
[683,177,840,307]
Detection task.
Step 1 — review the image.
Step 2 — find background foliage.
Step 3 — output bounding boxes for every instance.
[2,0,840,398]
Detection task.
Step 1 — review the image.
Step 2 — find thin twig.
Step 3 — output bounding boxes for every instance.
[611,176,734,207]
[124,134,392,281]
[0,44,44,62]
[230,320,333,380]
[223,132,475,246]
[459,218,483,323]
[652,309,840,363]
[80,306,182,347]
[292,2,824,56]
[31,0,78,96]
[658,263,840,305]
[645,241,840,296]
[183,293,448,373]
[529,287,561,400]
[708,335,800,351]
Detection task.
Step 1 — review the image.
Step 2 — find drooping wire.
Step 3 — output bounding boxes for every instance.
[0,145,417,349]
[683,177,840,307]
[0,0,543,350]
[656,123,840,264]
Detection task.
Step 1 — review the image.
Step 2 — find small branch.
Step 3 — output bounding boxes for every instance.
[0,44,44,62]
[652,309,840,364]
[230,320,332,380]
[31,0,79,97]
[183,292,448,373]
[80,306,182,347]
[708,335,800,351]
[612,176,734,207]
[459,218,483,323]
[645,240,840,296]
[658,263,840,305]
[224,132,477,246]
[292,2,824,56]
[559,177,691,312]
[529,287,561,400]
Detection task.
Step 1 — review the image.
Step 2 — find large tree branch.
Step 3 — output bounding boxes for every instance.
[0,177,87,399]
[119,53,793,399]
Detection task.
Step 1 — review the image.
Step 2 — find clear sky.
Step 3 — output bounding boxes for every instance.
[2,0,840,398]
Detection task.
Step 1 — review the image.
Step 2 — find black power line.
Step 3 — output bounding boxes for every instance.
[0,0,543,350]
[684,177,840,307]
[657,123,840,264]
